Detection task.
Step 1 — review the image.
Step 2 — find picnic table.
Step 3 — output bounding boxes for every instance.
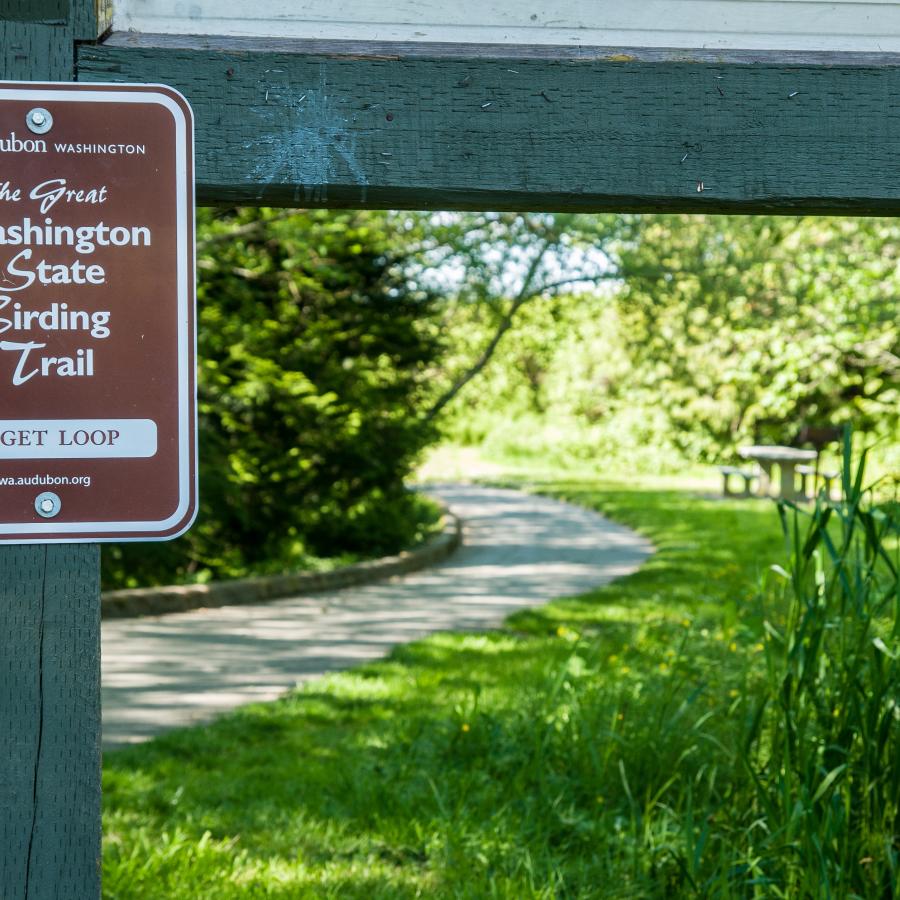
[738,445,817,500]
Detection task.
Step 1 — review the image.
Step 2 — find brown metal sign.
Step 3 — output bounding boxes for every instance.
[0,83,196,542]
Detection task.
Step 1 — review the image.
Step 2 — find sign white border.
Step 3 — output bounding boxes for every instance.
[0,84,197,542]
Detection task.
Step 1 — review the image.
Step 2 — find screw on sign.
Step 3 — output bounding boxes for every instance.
[0,83,197,542]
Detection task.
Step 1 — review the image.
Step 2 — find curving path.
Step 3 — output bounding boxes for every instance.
[101,484,653,748]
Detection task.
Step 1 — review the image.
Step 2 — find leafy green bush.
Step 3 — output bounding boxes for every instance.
[102,210,441,588]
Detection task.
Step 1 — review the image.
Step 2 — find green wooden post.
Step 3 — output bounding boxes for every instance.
[0,5,106,897]
[0,546,102,898]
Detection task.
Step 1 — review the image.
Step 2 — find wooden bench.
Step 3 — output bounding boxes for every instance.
[718,465,758,498]
[797,465,840,500]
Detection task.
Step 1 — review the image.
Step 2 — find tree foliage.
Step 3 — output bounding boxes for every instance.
[615,215,899,457]
[102,209,441,588]
[103,210,899,587]
[437,214,899,466]
[410,213,624,418]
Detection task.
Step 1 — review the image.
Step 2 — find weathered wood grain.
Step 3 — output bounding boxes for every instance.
[111,0,900,54]
[77,33,900,213]
[0,545,101,900]
[0,1,67,25]
[1,20,72,80]
[86,32,900,65]
[0,18,99,900]
[72,0,113,41]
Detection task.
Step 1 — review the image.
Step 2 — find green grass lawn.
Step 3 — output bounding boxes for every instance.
[102,475,897,898]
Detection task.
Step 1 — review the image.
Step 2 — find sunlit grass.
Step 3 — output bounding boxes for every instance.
[102,465,897,898]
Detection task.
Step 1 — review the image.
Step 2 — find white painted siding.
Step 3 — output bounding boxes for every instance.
[113,0,900,52]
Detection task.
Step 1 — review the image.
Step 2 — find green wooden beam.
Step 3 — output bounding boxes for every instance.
[77,33,900,213]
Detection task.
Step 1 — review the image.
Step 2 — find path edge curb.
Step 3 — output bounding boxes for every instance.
[101,509,463,620]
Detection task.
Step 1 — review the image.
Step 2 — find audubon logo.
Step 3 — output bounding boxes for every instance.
[0,132,48,154]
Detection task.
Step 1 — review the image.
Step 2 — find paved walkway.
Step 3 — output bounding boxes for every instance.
[101,485,653,747]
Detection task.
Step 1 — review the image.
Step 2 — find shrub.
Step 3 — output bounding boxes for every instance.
[102,210,441,588]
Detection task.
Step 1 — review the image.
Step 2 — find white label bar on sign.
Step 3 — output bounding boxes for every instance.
[0,419,158,459]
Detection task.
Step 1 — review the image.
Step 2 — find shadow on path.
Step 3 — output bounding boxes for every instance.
[101,484,653,747]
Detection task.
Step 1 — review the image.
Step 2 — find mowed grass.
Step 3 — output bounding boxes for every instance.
[101,478,895,898]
